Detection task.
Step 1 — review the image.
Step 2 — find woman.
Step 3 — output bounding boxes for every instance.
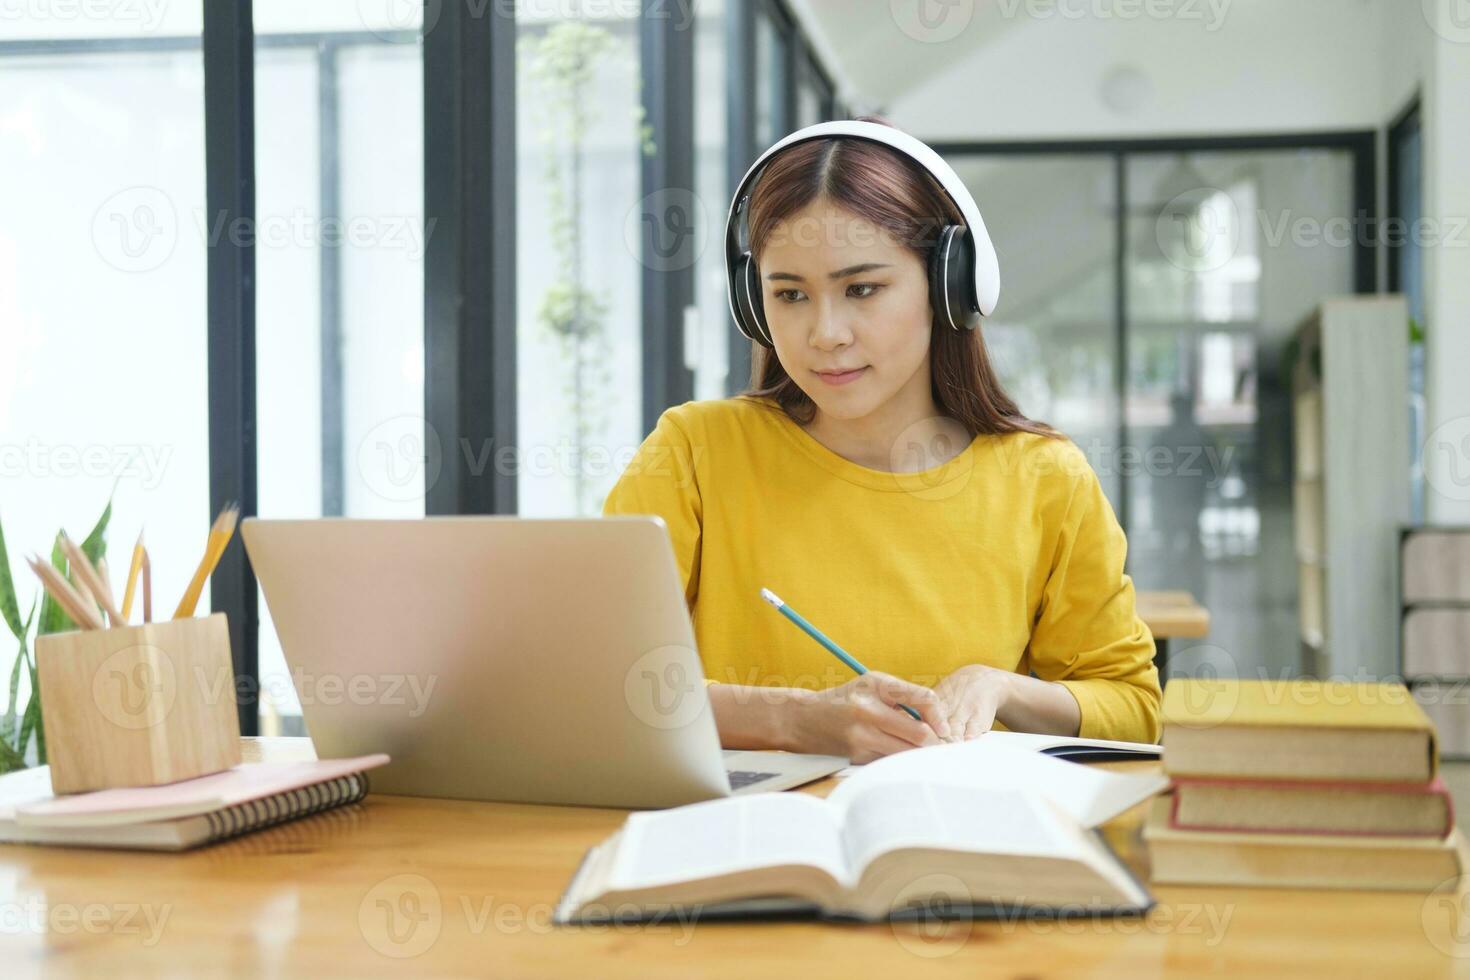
[603,117,1160,763]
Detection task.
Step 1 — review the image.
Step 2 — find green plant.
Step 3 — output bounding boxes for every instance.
[0,498,112,774]
[519,19,655,515]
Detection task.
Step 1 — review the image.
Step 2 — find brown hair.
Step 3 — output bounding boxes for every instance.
[737,115,1060,442]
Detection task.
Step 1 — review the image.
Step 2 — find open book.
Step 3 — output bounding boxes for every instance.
[555,740,1164,923]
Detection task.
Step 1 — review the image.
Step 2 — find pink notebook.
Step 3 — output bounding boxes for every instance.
[0,756,388,850]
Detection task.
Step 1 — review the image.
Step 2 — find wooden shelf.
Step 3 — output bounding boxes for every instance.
[1290,296,1409,679]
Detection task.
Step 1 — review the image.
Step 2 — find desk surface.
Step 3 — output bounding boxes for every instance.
[0,737,1455,977]
[1136,590,1211,639]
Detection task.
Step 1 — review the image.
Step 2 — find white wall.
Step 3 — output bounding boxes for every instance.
[1416,6,1470,524]
[883,0,1389,139]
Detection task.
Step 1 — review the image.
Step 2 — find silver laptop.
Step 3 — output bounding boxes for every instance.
[241,516,846,808]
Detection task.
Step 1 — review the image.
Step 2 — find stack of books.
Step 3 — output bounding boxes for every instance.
[1145,678,1465,890]
[1402,528,1470,758]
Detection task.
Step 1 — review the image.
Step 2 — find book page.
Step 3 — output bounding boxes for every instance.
[608,793,848,890]
[831,731,1158,778]
[840,781,1081,875]
[827,738,1166,828]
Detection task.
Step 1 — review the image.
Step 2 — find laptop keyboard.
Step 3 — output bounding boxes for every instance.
[726,770,780,791]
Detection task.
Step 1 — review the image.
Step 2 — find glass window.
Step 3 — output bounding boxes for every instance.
[754,5,790,145]
[950,155,1122,505]
[516,8,645,516]
[1123,148,1355,680]
[1390,112,1425,523]
[253,2,426,734]
[0,6,208,757]
[694,0,730,401]
[796,63,822,128]
[1391,117,1425,326]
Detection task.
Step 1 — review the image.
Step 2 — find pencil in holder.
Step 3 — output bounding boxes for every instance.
[35,612,243,795]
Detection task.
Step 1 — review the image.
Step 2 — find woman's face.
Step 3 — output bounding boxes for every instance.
[757,198,933,422]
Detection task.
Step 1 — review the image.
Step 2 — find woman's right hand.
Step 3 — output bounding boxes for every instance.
[783,672,951,764]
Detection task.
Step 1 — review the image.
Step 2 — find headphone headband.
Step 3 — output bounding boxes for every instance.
[723,121,1000,346]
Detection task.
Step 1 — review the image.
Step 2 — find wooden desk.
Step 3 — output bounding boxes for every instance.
[1137,590,1211,681]
[0,737,1455,977]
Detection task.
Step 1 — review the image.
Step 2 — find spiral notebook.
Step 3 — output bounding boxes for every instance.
[0,755,388,851]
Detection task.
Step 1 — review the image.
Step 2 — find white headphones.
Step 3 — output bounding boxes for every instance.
[724,120,1001,349]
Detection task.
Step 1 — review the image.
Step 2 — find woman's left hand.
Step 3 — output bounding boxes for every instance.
[932,664,1014,741]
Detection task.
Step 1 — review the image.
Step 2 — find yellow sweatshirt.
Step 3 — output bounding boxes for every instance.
[601,394,1162,743]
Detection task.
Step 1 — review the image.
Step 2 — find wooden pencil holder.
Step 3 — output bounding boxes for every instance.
[35,612,242,795]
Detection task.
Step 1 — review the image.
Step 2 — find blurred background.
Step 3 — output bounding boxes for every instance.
[3,0,1468,739]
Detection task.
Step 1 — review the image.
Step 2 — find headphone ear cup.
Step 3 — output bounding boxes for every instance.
[736,254,773,348]
[929,225,980,332]
[927,229,952,329]
[951,228,980,329]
